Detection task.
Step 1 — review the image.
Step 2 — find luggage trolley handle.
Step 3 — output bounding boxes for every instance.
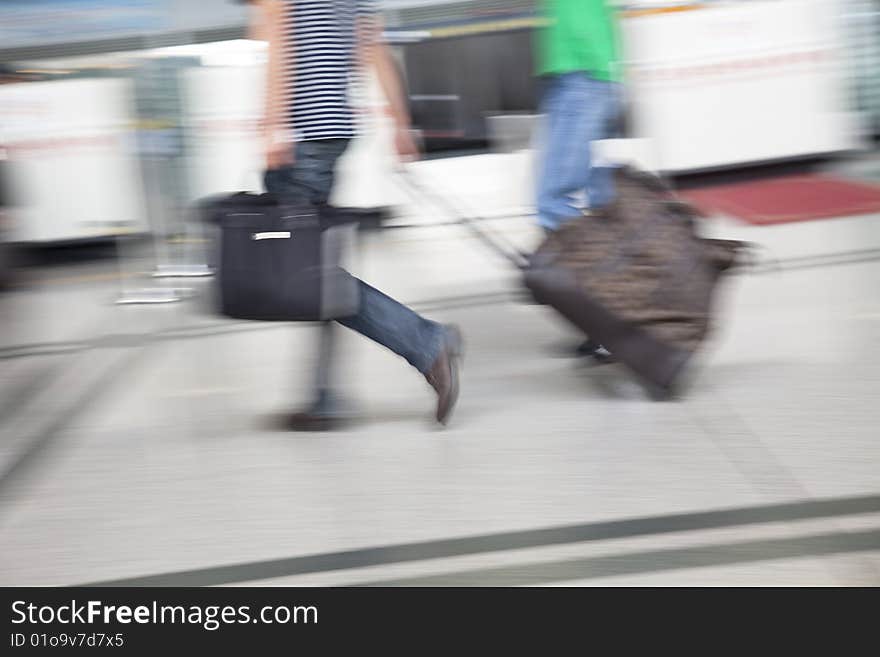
[394,165,530,270]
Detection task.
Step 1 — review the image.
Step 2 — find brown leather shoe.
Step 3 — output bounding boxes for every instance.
[283,411,348,432]
[424,326,462,425]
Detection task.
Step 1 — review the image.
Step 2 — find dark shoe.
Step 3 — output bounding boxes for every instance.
[284,411,347,432]
[424,325,463,426]
[576,339,616,364]
[284,391,354,432]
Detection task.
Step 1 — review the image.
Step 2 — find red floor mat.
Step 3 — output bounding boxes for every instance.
[679,175,880,225]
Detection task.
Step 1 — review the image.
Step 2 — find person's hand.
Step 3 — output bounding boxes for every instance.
[393,126,420,162]
[265,139,293,170]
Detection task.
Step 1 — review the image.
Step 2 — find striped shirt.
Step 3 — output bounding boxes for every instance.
[281,0,378,141]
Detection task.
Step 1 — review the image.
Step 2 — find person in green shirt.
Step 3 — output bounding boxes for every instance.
[535,0,622,233]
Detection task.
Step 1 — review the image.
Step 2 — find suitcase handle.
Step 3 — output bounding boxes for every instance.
[394,165,530,270]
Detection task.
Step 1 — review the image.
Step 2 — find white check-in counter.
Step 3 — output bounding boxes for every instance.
[620,0,865,173]
[0,78,148,243]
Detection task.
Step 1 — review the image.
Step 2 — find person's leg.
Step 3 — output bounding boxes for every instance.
[584,79,623,210]
[269,140,463,426]
[265,140,353,423]
[282,141,352,417]
[338,280,462,424]
[537,73,621,231]
[339,281,446,374]
[576,80,622,361]
[536,76,621,359]
[292,275,463,426]
[536,72,594,232]
[536,75,570,232]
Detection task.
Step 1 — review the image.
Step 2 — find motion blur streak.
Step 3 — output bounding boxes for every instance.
[0,0,878,587]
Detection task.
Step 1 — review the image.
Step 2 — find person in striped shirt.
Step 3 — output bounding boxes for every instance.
[250,0,462,430]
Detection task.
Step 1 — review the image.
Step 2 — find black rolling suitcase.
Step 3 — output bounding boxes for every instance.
[399,166,747,399]
[200,192,359,321]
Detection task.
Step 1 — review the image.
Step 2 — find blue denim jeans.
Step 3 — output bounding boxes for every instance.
[263,139,350,207]
[340,282,446,374]
[264,140,445,409]
[536,73,621,231]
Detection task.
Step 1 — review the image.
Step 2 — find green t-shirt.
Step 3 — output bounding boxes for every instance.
[538,0,621,81]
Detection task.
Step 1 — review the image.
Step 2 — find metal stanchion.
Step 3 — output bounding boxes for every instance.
[113,228,185,305]
[114,55,191,305]
[116,53,208,305]
[149,164,213,279]
[145,145,212,281]
[149,55,214,280]
[112,177,186,305]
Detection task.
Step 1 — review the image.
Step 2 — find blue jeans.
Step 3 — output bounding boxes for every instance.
[263,140,350,207]
[264,140,445,408]
[536,73,621,231]
[340,282,446,374]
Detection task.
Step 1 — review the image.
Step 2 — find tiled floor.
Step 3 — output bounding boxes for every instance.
[0,151,878,586]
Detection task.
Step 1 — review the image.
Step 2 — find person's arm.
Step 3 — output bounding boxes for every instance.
[257,0,293,169]
[358,13,418,161]
[245,0,267,42]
